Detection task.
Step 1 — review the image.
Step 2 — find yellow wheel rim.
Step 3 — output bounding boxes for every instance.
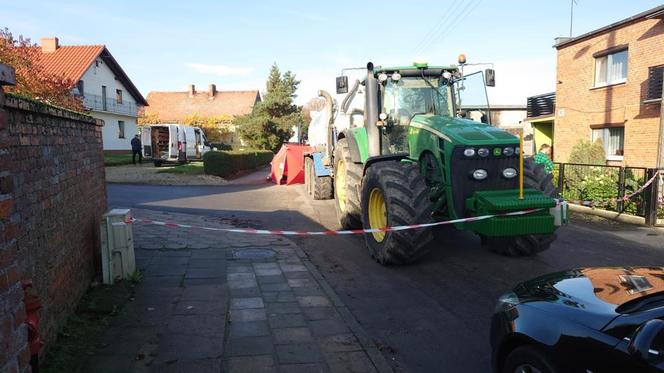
[368,188,387,242]
[335,160,347,211]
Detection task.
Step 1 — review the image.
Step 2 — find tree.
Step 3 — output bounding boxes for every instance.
[236,63,303,151]
[0,28,84,111]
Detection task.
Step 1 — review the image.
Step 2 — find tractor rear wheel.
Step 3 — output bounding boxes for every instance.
[334,138,362,228]
[361,161,434,265]
[484,158,558,257]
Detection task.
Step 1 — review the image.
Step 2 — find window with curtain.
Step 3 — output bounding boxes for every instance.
[591,127,624,160]
[118,121,125,139]
[594,49,627,87]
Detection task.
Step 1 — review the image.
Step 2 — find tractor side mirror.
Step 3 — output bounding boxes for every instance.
[628,319,664,362]
[336,76,349,94]
[485,69,496,87]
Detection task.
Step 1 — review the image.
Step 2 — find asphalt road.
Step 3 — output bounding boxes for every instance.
[107,169,664,373]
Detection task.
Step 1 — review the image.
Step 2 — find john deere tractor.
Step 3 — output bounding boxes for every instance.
[304,59,567,265]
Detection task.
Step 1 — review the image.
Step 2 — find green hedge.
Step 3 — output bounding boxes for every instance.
[203,150,273,178]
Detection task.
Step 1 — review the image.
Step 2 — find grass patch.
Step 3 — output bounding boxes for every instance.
[41,281,136,373]
[104,153,134,167]
[156,162,204,175]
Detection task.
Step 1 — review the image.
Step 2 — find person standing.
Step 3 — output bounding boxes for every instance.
[534,143,554,173]
[131,134,142,165]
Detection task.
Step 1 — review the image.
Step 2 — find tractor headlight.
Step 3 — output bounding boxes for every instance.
[503,147,515,156]
[477,148,490,157]
[378,73,388,82]
[464,148,476,157]
[502,168,517,179]
[472,169,488,180]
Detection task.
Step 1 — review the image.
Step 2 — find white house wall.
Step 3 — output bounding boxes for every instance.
[80,56,139,151]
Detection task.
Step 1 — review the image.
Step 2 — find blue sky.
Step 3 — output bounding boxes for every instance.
[3,0,663,105]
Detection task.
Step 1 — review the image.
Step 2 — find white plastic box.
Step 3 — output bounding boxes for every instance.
[100,209,136,284]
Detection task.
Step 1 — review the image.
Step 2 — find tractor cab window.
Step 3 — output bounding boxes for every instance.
[381,75,452,153]
[382,76,452,126]
[453,71,490,123]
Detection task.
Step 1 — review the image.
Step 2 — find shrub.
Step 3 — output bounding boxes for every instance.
[568,139,605,165]
[210,142,233,151]
[203,150,273,178]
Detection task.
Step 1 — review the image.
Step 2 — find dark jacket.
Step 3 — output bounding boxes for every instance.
[131,137,141,151]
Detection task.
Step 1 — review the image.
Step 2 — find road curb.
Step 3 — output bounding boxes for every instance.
[300,256,394,373]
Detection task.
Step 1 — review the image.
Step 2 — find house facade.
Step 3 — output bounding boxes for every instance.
[142,84,260,146]
[33,37,148,153]
[553,5,664,167]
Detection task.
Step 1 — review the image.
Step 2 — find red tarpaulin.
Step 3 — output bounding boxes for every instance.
[270,144,313,185]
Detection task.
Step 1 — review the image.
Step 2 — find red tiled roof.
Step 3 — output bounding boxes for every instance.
[28,45,104,83]
[26,43,148,106]
[143,89,260,121]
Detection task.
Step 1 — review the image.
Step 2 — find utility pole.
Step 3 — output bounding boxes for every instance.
[569,0,573,36]
[658,70,664,169]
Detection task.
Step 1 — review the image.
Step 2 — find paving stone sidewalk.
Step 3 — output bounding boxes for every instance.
[84,208,391,373]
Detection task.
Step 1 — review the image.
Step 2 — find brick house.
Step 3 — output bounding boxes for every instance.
[142,84,260,146]
[30,37,148,154]
[552,5,664,167]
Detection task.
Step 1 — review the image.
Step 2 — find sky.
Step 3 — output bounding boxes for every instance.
[3,0,663,106]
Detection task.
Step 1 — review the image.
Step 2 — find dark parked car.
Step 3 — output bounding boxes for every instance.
[491,267,664,373]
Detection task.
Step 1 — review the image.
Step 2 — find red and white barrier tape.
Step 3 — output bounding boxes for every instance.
[113,208,544,236]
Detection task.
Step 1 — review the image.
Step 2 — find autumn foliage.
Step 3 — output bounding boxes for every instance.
[0,28,84,111]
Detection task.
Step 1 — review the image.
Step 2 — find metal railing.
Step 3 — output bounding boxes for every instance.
[526,92,555,118]
[82,93,138,116]
[553,162,662,225]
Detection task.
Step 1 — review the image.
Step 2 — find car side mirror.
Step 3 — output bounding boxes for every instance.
[485,69,495,87]
[336,76,349,94]
[628,319,664,362]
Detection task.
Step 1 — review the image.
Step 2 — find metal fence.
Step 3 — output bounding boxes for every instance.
[553,162,662,225]
[83,93,138,116]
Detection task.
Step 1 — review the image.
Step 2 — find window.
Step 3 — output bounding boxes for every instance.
[116,89,123,104]
[647,65,664,101]
[118,121,125,139]
[76,80,84,96]
[101,85,107,111]
[594,49,627,87]
[592,127,624,160]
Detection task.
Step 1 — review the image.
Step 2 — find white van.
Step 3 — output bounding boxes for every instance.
[140,124,212,166]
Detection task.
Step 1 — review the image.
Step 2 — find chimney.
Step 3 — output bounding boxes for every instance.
[40,37,59,53]
[208,84,216,99]
[188,84,196,97]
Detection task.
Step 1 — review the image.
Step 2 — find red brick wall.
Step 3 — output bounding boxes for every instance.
[554,17,663,167]
[1,92,107,362]
[0,88,31,373]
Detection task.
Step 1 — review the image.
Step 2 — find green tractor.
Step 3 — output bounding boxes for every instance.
[304,60,567,265]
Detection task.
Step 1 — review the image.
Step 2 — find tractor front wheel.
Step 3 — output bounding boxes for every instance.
[334,138,362,228]
[484,158,558,256]
[361,161,434,265]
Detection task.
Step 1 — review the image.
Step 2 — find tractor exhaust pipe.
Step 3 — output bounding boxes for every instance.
[317,90,335,160]
[365,62,380,157]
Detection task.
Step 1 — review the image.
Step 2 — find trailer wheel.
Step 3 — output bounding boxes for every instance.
[334,138,362,228]
[361,161,434,265]
[484,158,559,257]
[307,156,333,200]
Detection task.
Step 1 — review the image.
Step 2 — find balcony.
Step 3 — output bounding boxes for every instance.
[526,92,555,119]
[82,93,139,117]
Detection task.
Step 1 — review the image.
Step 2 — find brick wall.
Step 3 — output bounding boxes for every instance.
[1,87,31,373]
[1,88,107,366]
[554,16,664,167]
